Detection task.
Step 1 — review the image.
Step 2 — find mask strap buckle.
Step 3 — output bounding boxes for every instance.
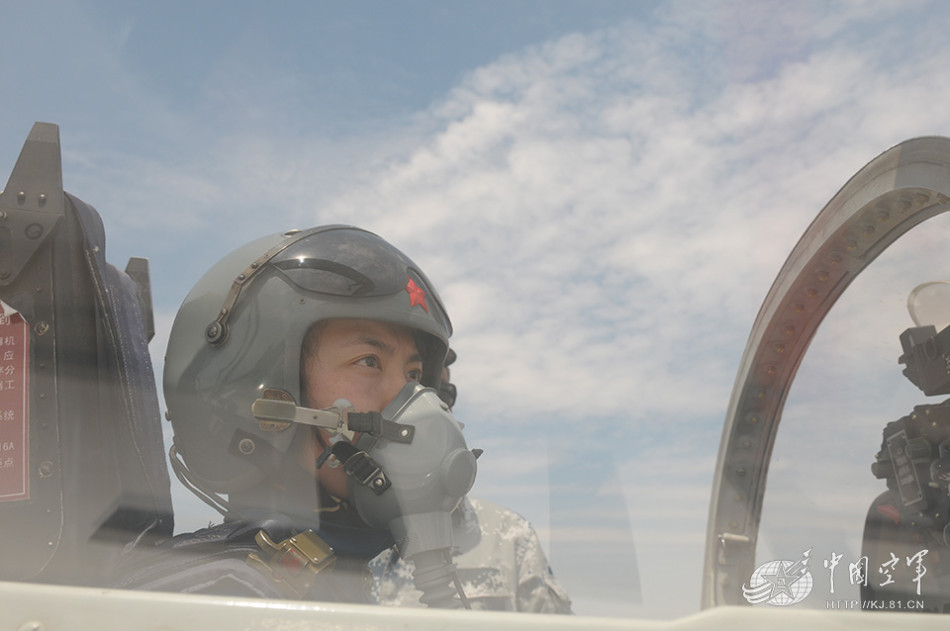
[324,441,391,495]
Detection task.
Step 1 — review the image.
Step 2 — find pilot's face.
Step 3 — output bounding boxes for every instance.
[299,318,423,496]
[302,318,423,412]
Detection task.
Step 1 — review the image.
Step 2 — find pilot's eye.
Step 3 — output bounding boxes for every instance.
[357,356,380,369]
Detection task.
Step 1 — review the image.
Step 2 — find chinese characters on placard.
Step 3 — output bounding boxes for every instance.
[0,304,29,501]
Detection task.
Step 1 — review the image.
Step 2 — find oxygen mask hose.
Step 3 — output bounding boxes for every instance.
[411,549,470,609]
[345,382,478,609]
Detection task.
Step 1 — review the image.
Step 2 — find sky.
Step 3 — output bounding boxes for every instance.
[4,0,950,619]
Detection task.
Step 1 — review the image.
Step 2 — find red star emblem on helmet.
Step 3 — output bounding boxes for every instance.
[405,276,429,312]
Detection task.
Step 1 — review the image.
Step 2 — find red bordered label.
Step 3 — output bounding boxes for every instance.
[0,301,29,501]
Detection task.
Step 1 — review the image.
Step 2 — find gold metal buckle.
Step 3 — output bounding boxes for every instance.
[246,529,336,598]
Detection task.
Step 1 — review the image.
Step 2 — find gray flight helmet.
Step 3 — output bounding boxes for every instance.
[164,226,452,498]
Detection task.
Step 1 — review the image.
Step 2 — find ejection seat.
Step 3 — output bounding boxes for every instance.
[0,123,174,587]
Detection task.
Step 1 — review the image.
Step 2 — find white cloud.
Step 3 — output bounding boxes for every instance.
[297,6,950,433]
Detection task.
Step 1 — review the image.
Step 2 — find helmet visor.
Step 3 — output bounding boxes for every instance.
[268,227,452,335]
